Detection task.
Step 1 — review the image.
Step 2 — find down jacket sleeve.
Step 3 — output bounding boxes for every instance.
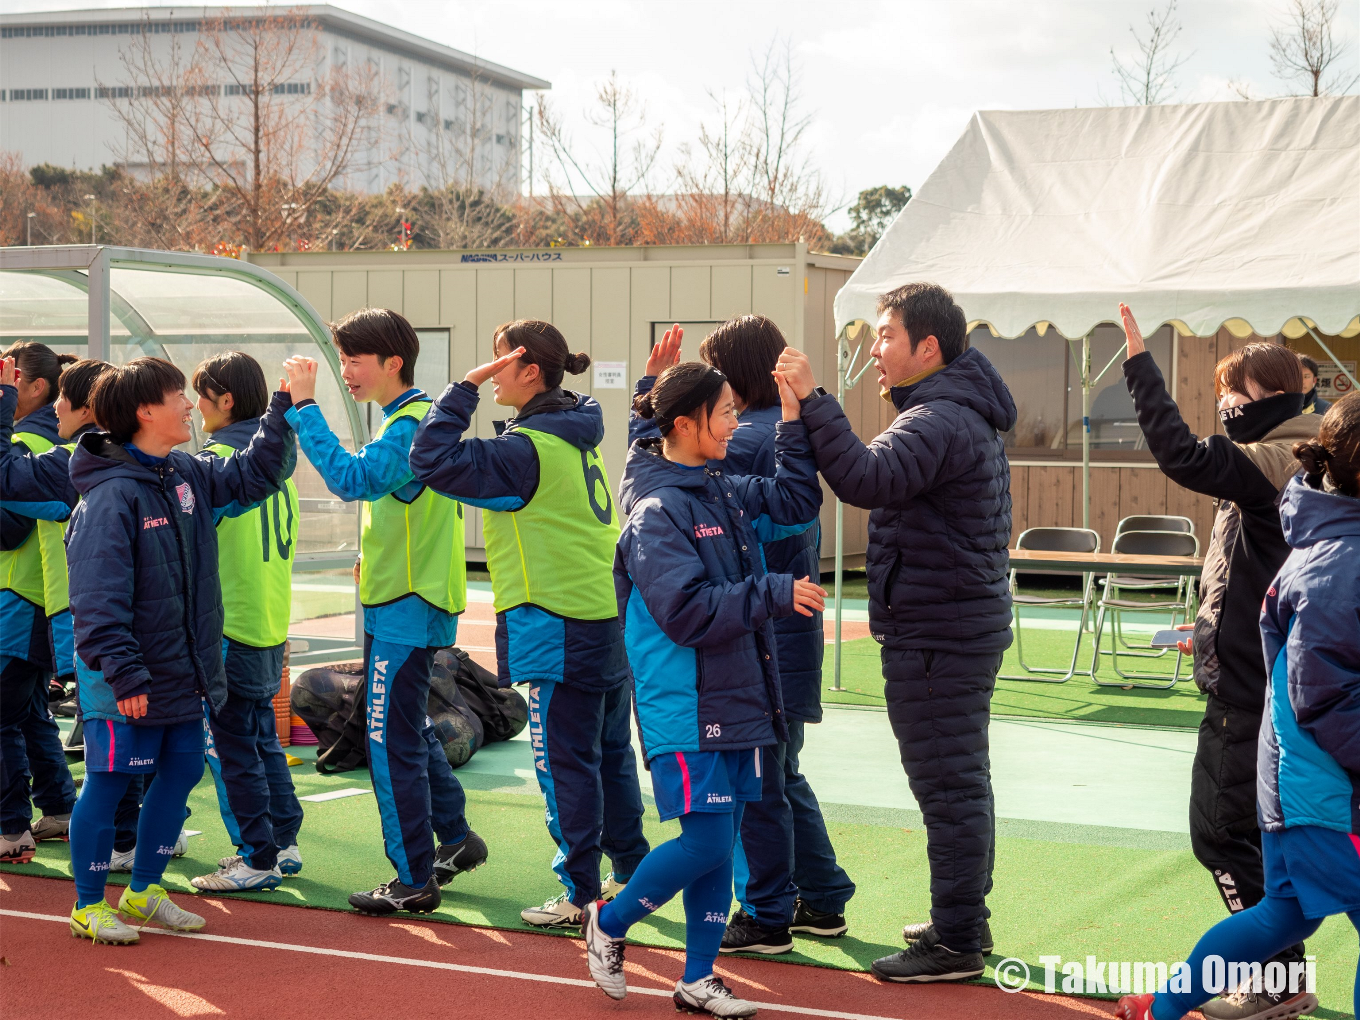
[66,491,149,701]
[621,501,794,650]
[799,391,952,510]
[189,391,295,511]
[409,381,538,511]
[0,385,78,512]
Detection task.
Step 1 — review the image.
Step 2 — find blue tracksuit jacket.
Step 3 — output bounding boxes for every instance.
[615,426,822,760]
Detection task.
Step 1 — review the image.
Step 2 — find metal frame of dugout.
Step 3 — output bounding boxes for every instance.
[0,245,368,665]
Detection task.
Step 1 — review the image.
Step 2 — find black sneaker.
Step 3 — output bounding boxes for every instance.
[872,938,985,983]
[719,908,793,955]
[791,899,848,937]
[348,876,442,915]
[433,830,488,886]
[902,918,993,954]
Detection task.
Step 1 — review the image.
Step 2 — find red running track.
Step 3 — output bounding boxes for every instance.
[0,872,1116,1020]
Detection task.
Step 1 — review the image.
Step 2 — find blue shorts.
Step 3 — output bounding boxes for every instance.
[650,748,764,822]
[1264,825,1360,919]
[84,717,205,774]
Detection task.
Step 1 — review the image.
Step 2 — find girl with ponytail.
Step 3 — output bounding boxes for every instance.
[409,319,651,929]
[1119,393,1360,1020]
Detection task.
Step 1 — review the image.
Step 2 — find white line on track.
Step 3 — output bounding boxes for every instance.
[1,908,904,1020]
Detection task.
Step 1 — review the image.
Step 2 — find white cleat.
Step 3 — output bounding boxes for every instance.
[191,857,282,892]
[673,974,759,1017]
[0,830,36,864]
[172,829,189,856]
[582,899,628,1000]
[520,892,583,928]
[108,845,136,872]
[277,844,302,876]
[600,873,627,902]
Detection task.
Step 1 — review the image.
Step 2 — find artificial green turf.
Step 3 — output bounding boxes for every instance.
[7,764,1355,1016]
[823,632,1209,729]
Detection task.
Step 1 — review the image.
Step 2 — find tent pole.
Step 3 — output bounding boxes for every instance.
[1082,330,1092,530]
[832,332,847,692]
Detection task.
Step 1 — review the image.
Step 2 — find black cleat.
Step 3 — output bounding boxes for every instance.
[433,830,488,886]
[719,908,793,955]
[791,898,848,937]
[902,918,993,954]
[872,938,985,983]
[348,876,441,915]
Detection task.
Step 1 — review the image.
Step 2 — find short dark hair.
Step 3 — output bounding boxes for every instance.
[331,308,418,386]
[632,362,728,436]
[492,319,589,391]
[2,340,76,406]
[192,351,268,423]
[91,357,186,444]
[875,282,968,364]
[1214,343,1303,400]
[1298,353,1321,377]
[699,315,786,411]
[58,358,114,412]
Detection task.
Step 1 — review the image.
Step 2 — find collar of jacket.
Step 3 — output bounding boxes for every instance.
[381,388,428,418]
[881,362,946,401]
[514,386,580,422]
[14,402,61,444]
[202,417,260,453]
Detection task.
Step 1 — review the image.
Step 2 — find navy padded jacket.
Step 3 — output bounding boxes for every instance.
[799,347,1016,651]
[67,392,294,726]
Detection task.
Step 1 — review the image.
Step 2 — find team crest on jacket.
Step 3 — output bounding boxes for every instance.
[175,482,196,514]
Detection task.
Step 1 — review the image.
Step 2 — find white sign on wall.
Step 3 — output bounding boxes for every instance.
[593,361,628,389]
[1317,361,1356,400]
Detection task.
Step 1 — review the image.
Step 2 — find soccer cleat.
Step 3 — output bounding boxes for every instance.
[902,918,993,954]
[1199,986,1319,1019]
[70,900,139,945]
[31,813,71,841]
[109,846,136,872]
[191,858,282,892]
[673,975,758,1017]
[871,938,985,983]
[582,899,627,1000]
[600,873,627,902]
[118,883,206,931]
[1115,994,1156,1020]
[0,830,36,864]
[348,876,441,916]
[433,830,488,886]
[520,892,583,928]
[791,899,848,938]
[172,829,189,856]
[719,909,793,955]
[277,844,303,876]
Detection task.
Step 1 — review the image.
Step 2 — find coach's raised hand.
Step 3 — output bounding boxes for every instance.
[283,355,319,402]
[774,346,817,400]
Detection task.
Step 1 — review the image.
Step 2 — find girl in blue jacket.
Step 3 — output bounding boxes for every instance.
[581,361,824,1018]
[1119,391,1360,1020]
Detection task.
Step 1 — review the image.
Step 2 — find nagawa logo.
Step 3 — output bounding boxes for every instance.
[369,659,387,744]
[694,523,724,539]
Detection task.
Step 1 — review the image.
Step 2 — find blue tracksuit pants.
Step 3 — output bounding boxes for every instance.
[365,634,468,888]
[527,679,649,907]
[736,718,855,925]
[1,655,75,832]
[204,691,304,872]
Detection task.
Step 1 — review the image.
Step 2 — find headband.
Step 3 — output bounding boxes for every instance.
[656,367,728,436]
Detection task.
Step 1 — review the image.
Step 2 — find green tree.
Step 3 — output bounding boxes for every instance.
[827,184,911,255]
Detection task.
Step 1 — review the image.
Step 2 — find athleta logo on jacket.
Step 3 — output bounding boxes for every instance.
[693,523,723,539]
[142,516,169,530]
[175,482,196,514]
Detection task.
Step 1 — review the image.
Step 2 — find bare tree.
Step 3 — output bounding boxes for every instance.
[1270,0,1359,97]
[1111,1,1191,104]
[536,71,662,246]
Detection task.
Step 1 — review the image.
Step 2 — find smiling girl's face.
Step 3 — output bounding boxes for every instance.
[665,383,739,466]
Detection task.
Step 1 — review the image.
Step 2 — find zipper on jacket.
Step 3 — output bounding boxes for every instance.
[158,467,207,698]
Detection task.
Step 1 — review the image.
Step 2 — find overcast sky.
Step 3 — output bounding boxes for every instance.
[10,0,1358,230]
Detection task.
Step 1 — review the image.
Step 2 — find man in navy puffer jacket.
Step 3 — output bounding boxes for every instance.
[777,283,1016,984]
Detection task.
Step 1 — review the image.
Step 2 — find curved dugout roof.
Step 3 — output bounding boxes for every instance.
[835,96,1360,342]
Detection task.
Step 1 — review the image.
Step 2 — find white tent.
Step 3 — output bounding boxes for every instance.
[835,95,1360,343]
[824,96,1360,688]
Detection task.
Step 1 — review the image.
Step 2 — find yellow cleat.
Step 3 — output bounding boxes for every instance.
[70,899,140,944]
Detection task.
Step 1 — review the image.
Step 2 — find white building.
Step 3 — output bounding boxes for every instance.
[0,5,550,196]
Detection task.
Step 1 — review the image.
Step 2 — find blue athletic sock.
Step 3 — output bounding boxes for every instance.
[69,771,135,908]
[598,808,738,973]
[681,851,735,982]
[128,750,204,893]
[1150,896,1324,1020]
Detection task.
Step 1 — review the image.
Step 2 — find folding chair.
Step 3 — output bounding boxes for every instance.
[1090,529,1199,688]
[1105,516,1198,654]
[1000,527,1101,684]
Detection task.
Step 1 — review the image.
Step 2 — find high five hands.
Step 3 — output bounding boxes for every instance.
[283,356,319,402]
[773,348,817,400]
[646,324,683,377]
[1118,303,1145,358]
[465,346,526,387]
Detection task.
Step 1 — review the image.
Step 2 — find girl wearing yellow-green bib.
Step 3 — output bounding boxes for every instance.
[411,320,649,930]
